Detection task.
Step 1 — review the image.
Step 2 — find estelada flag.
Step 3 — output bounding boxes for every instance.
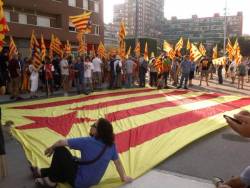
[175,37,183,52]
[3,88,250,188]
[119,21,126,42]
[199,42,206,56]
[40,34,46,61]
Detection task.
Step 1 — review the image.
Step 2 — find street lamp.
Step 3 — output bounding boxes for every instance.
[223,0,227,56]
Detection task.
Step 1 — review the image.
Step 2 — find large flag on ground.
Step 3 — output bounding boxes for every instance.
[9,36,18,59]
[69,12,92,33]
[0,0,9,52]
[2,88,250,188]
[190,43,202,62]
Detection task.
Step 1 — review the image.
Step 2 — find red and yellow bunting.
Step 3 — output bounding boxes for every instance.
[2,88,250,188]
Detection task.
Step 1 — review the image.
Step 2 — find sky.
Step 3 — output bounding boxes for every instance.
[104,0,250,35]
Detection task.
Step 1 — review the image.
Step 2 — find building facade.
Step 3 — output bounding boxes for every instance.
[104,23,119,48]
[3,0,104,56]
[113,0,164,38]
[161,12,243,46]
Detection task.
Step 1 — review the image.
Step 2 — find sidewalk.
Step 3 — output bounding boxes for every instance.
[120,170,214,188]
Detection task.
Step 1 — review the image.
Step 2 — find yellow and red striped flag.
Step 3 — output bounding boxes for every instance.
[9,36,18,60]
[0,0,9,52]
[119,21,126,42]
[175,37,183,52]
[212,45,218,60]
[190,43,202,62]
[97,41,105,59]
[64,40,72,56]
[134,41,140,57]
[3,88,250,188]
[163,40,175,59]
[125,46,131,59]
[91,44,96,57]
[144,42,149,61]
[30,30,38,56]
[69,12,92,33]
[186,38,191,50]
[77,32,87,56]
[40,34,46,61]
[233,39,241,64]
[199,42,206,56]
[226,38,233,61]
[32,38,42,70]
[49,34,63,58]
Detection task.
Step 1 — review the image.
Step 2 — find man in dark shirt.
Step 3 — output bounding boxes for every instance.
[8,54,21,100]
[199,57,209,87]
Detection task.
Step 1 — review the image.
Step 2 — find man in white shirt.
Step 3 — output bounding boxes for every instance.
[60,54,69,96]
[114,55,123,88]
[92,55,103,90]
[84,56,94,94]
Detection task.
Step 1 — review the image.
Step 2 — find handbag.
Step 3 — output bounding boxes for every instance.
[73,145,108,165]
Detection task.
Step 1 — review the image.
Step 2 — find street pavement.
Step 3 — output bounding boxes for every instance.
[0,75,250,188]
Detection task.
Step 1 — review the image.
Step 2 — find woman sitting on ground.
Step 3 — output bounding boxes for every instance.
[33,118,133,188]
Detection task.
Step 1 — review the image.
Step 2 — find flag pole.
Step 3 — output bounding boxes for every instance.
[223,0,227,56]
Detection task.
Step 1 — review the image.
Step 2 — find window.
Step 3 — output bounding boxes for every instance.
[18,13,27,24]
[69,21,76,32]
[83,0,88,10]
[68,0,76,7]
[94,1,99,12]
[37,16,50,27]
[4,10,10,22]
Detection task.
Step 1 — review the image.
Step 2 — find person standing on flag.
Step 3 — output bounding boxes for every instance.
[60,53,70,96]
[124,56,136,88]
[8,53,22,100]
[44,56,54,96]
[177,55,191,89]
[92,54,103,90]
[83,56,94,94]
[189,59,196,87]
[74,56,84,94]
[114,55,123,89]
[32,118,133,188]
[29,57,39,98]
[139,55,148,87]
[217,63,223,85]
[229,59,237,84]
[199,56,210,87]
[237,58,246,90]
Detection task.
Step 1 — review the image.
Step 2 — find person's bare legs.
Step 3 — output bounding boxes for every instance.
[241,77,244,89]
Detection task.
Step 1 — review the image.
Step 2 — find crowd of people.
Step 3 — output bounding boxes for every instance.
[0,48,250,101]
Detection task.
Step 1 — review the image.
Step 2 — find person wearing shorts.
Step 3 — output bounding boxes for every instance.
[199,57,209,86]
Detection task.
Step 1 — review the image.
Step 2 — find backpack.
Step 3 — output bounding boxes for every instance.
[116,61,121,74]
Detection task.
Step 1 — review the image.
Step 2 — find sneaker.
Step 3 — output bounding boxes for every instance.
[212,177,224,187]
